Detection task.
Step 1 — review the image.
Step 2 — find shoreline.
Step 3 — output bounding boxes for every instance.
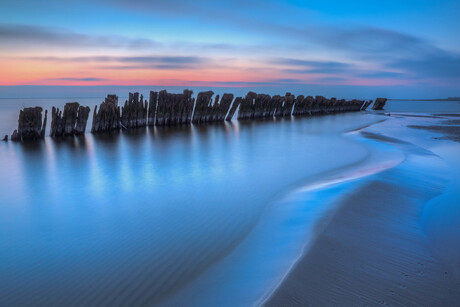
[255,133,405,306]
[264,115,460,306]
[158,116,403,306]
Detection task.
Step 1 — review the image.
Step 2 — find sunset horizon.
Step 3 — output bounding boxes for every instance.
[1,0,459,97]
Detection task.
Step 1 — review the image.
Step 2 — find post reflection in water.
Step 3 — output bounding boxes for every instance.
[0,113,383,306]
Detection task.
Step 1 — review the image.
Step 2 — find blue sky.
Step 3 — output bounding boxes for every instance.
[0,0,459,97]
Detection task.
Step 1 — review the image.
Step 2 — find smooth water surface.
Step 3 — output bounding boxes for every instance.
[1,92,459,305]
[1,111,383,305]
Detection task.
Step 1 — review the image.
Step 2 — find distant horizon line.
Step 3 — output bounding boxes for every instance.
[0,85,457,101]
[0,83,419,88]
[0,97,457,101]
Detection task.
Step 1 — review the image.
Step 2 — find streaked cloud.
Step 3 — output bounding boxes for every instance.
[0,0,459,96]
[44,77,109,82]
[389,52,460,78]
[26,55,208,64]
[275,59,354,74]
[355,71,406,79]
[17,55,214,71]
[0,24,157,49]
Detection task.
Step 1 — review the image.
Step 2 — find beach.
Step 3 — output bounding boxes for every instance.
[266,113,460,306]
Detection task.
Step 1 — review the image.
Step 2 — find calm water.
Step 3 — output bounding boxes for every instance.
[0,90,459,306]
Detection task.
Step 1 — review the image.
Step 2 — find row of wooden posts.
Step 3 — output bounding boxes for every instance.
[5,90,386,141]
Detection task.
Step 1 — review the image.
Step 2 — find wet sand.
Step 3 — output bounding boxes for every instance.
[409,124,460,142]
[266,116,460,306]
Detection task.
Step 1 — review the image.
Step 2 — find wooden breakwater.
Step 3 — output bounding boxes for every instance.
[5,90,386,142]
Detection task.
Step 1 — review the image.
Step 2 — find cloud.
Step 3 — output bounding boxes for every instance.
[44,77,109,81]
[23,55,212,70]
[65,78,106,81]
[100,64,203,70]
[0,23,256,56]
[355,71,406,79]
[185,78,307,86]
[272,48,460,81]
[2,11,460,87]
[389,52,460,79]
[112,0,198,14]
[0,24,157,49]
[99,0,460,85]
[304,26,434,58]
[111,0,436,57]
[117,56,206,64]
[29,55,207,64]
[111,0,269,16]
[111,0,460,80]
[275,58,353,74]
[315,77,348,83]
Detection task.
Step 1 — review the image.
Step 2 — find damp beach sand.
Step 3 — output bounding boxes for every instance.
[265,114,460,306]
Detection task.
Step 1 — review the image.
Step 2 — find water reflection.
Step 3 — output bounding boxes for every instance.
[1,112,385,306]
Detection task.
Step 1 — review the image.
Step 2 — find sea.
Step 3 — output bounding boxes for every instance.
[0,86,459,306]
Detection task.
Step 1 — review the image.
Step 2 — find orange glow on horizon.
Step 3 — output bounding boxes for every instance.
[0,57,416,87]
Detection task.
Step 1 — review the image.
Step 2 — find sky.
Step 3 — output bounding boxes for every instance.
[0,0,459,97]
